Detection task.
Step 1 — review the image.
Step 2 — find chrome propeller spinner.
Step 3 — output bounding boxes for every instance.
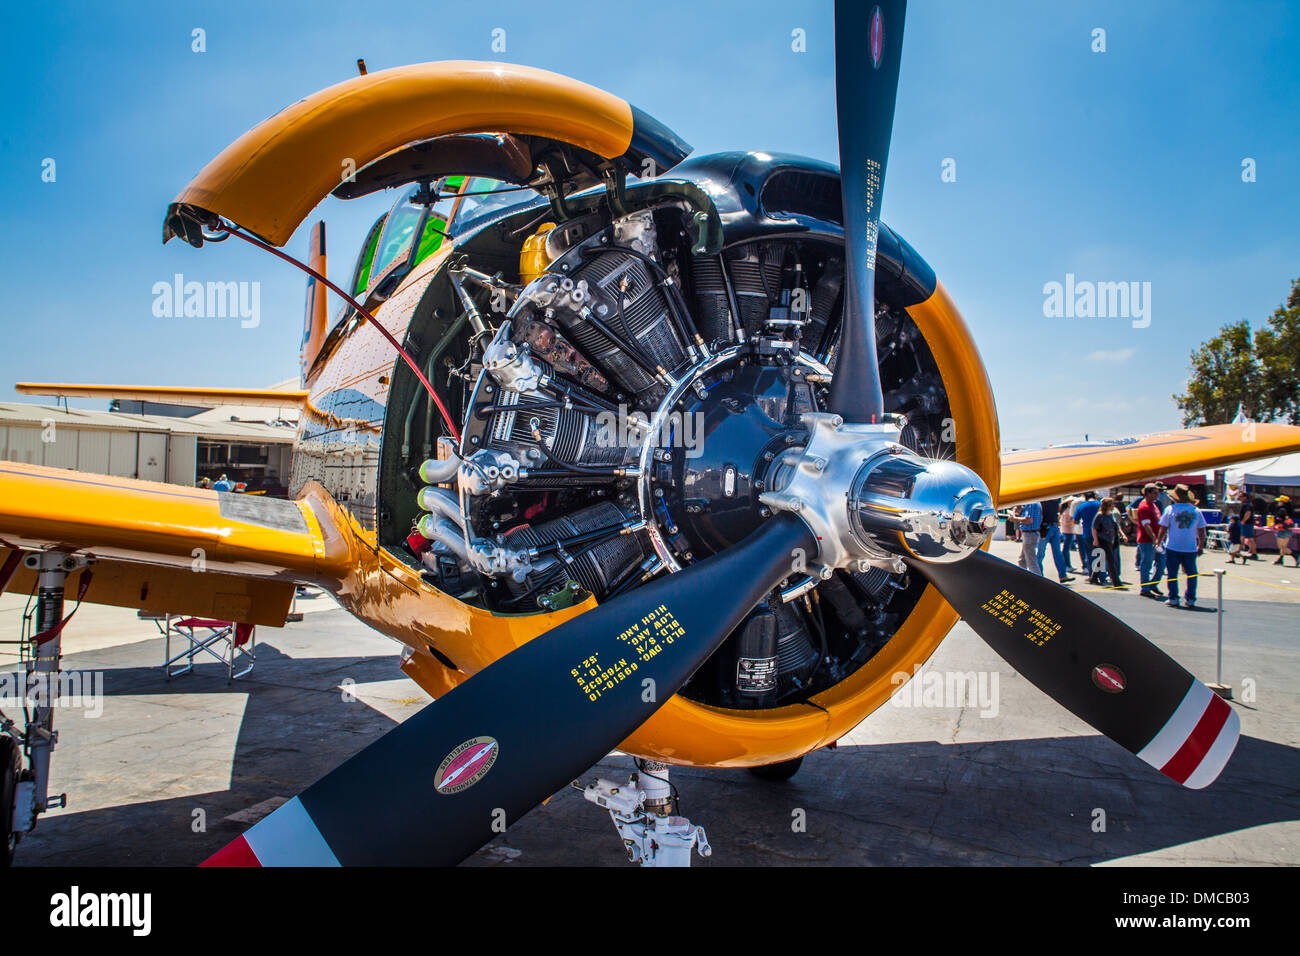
[759,411,997,580]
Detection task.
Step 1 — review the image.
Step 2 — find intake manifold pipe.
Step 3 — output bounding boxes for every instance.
[418,455,462,485]
[416,486,467,531]
[416,515,471,566]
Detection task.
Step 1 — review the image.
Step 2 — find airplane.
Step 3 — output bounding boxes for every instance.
[3,0,1298,866]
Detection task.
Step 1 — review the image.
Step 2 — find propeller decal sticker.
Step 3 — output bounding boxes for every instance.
[870,6,884,69]
[1091,664,1127,694]
[434,737,500,794]
[574,605,686,703]
[863,157,882,269]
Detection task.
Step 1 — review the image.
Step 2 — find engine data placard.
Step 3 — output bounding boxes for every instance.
[571,605,685,703]
[980,588,1061,647]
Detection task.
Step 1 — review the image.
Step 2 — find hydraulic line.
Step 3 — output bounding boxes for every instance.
[216,222,462,442]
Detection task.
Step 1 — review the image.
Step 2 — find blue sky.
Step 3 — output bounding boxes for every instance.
[1,0,1296,448]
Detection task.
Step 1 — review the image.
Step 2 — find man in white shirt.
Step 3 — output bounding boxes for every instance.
[1157,484,1208,609]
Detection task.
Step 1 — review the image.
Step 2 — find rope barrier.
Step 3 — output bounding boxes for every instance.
[1072,565,1300,593]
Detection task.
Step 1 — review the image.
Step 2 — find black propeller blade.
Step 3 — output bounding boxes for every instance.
[204,514,815,866]
[913,550,1239,789]
[827,0,907,423]
[822,0,1237,791]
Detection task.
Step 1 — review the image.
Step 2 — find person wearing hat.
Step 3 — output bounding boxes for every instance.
[1157,484,1208,608]
[1225,512,1244,563]
[1134,483,1165,599]
[1154,482,1172,512]
[212,473,233,492]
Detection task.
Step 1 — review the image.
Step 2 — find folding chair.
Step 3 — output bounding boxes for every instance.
[163,617,256,681]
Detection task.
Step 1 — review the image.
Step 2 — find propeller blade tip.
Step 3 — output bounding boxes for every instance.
[1138,683,1240,790]
[200,834,261,867]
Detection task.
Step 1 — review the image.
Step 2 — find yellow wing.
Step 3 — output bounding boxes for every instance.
[14,383,308,410]
[0,462,353,625]
[999,423,1300,506]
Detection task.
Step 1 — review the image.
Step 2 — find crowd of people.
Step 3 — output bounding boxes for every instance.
[198,473,241,492]
[1223,491,1299,566]
[1008,481,1298,609]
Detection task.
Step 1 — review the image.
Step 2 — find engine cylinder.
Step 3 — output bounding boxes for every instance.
[504,501,651,599]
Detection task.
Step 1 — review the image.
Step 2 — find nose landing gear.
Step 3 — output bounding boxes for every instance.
[1,549,89,864]
[577,759,712,866]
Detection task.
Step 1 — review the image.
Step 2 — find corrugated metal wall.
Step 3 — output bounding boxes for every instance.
[2,424,290,489]
[0,425,192,484]
[168,435,198,485]
[2,424,45,465]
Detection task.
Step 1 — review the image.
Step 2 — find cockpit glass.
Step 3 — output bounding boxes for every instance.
[371,189,430,279]
[451,177,544,235]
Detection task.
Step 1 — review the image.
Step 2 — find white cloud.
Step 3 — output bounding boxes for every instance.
[1085,348,1136,362]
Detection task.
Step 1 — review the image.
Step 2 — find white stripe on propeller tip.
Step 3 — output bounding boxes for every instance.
[243,796,340,867]
[1136,681,1240,789]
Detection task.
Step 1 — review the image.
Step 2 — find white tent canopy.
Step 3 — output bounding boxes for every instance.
[1225,451,1300,486]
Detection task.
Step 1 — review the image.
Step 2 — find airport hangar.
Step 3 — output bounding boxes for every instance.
[0,384,298,491]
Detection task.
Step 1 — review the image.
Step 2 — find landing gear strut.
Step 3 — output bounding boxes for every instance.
[1,550,86,863]
[578,759,712,866]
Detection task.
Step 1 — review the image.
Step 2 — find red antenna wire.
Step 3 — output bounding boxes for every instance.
[216,222,462,443]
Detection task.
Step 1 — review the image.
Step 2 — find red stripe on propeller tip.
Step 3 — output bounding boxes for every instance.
[200,835,261,867]
[1160,692,1232,785]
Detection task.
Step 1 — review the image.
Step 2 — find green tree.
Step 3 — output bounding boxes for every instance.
[1174,319,1262,426]
[1255,277,1300,424]
[1175,277,1300,426]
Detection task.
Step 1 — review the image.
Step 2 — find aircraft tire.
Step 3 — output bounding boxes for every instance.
[747,756,803,782]
[1,735,20,866]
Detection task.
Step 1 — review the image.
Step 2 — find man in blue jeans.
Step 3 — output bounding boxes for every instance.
[1073,492,1103,582]
[1015,500,1043,574]
[1034,498,1074,583]
[1133,483,1165,599]
[1158,484,1208,608]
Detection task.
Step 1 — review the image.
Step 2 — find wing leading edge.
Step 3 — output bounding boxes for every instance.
[14,383,308,410]
[999,423,1300,506]
[0,463,353,624]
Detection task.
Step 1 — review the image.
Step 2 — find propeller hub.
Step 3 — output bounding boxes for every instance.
[849,454,997,564]
[760,411,995,578]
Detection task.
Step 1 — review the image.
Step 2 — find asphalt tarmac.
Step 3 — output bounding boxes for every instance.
[5,539,1297,866]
